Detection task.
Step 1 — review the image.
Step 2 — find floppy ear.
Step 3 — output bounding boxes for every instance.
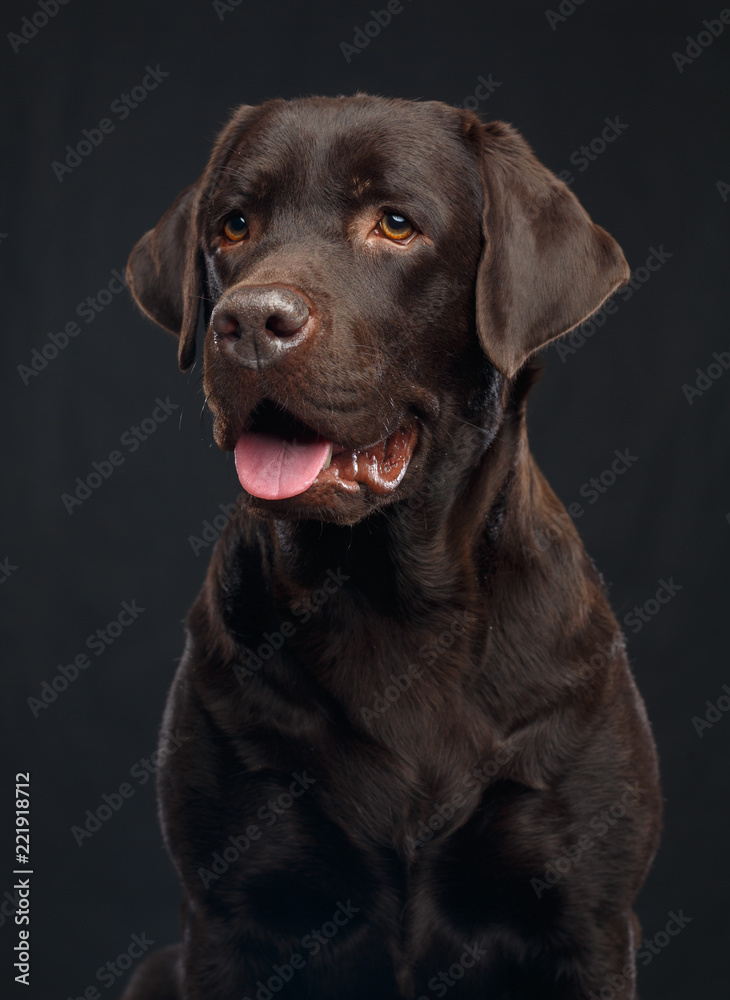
[126,182,203,370]
[468,119,630,379]
[126,104,259,370]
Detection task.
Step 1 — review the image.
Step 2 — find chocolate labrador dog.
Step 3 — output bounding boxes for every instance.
[122,95,661,999]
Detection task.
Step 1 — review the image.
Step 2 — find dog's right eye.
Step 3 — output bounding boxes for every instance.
[223,214,249,242]
[379,212,415,242]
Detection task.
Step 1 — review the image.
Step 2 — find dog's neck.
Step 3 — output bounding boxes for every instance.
[206,378,609,754]
[213,363,593,649]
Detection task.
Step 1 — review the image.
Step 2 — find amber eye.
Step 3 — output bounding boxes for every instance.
[223,213,249,242]
[379,212,415,242]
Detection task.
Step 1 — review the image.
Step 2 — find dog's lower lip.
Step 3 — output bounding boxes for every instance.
[319,422,418,495]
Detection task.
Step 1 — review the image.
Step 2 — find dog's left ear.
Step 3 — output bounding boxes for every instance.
[463,118,630,379]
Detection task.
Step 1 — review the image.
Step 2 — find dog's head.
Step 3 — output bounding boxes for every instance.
[127,95,628,525]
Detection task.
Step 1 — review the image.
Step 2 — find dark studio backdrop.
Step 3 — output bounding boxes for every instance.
[1,0,728,996]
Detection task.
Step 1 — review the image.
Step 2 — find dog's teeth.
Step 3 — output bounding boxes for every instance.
[322,443,334,470]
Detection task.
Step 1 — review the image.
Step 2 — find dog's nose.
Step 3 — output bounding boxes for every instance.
[211,286,311,368]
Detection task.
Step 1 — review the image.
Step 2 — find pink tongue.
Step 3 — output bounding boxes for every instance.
[234,432,332,500]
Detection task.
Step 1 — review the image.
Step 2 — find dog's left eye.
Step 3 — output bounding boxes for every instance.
[223,213,249,242]
[378,213,415,242]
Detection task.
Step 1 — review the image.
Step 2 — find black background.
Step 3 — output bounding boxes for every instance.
[1,0,728,997]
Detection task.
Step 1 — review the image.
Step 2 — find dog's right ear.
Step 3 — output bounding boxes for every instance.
[127,104,260,370]
[126,182,203,371]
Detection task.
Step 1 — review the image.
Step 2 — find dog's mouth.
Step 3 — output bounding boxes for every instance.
[233,402,418,501]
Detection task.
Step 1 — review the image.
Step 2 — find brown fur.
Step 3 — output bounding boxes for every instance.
[122,95,661,1000]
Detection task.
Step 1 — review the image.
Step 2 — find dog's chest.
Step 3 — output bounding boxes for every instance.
[299,616,494,853]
